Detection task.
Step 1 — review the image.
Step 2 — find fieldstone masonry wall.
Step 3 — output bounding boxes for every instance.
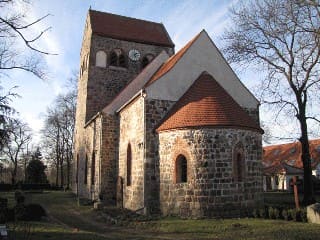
[73,115,101,200]
[119,97,145,211]
[158,128,263,218]
[144,99,175,214]
[100,114,119,204]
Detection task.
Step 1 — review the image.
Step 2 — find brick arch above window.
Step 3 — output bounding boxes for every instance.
[233,142,245,182]
[171,137,193,183]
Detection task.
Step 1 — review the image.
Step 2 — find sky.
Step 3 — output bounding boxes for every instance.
[1,0,318,146]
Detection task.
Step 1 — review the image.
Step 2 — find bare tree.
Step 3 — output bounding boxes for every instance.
[41,75,77,188]
[0,85,18,150]
[0,0,53,155]
[0,0,54,79]
[222,0,319,205]
[2,118,32,184]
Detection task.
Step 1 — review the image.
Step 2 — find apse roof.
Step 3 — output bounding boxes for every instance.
[156,72,263,132]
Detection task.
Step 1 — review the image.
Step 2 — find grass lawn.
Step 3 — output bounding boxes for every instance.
[2,191,320,240]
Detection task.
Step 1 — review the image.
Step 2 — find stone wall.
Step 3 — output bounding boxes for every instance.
[72,15,92,195]
[158,128,263,218]
[73,114,103,200]
[118,97,145,211]
[144,99,176,214]
[100,114,119,204]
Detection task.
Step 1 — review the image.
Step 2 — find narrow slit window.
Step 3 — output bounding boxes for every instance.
[110,51,118,66]
[84,155,88,184]
[119,54,126,67]
[91,152,96,185]
[127,143,132,186]
[233,143,245,182]
[176,155,187,183]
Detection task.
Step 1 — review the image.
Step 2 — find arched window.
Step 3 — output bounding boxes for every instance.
[233,143,245,182]
[91,152,96,185]
[127,143,132,186]
[109,51,118,66]
[95,50,107,67]
[175,154,188,183]
[119,53,126,68]
[141,54,154,69]
[109,49,127,68]
[84,154,88,184]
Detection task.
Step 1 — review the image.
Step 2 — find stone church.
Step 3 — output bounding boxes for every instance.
[73,9,264,218]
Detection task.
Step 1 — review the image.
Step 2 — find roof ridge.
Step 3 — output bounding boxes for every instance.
[89,9,165,27]
[88,9,174,47]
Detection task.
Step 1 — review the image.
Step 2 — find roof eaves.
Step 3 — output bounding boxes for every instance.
[156,124,264,134]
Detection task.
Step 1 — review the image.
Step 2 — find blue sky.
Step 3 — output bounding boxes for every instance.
[2,0,316,145]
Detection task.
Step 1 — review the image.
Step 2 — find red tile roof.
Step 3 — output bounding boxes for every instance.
[89,10,174,47]
[145,31,202,87]
[156,72,263,132]
[263,162,304,175]
[263,139,320,170]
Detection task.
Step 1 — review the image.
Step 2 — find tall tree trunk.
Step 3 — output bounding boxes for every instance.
[11,158,18,185]
[299,112,315,205]
[60,153,64,188]
[66,148,70,189]
[55,162,59,186]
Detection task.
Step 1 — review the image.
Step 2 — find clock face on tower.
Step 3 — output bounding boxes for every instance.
[129,49,141,61]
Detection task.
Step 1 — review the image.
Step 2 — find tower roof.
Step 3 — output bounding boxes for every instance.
[89,10,174,47]
[156,72,263,133]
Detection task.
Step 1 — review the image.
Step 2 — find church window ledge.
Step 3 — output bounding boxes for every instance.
[108,65,128,71]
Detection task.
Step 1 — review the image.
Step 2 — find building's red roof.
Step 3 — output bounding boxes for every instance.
[146,31,202,87]
[89,10,174,47]
[263,162,304,176]
[263,139,320,170]
[156,72,262,132]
